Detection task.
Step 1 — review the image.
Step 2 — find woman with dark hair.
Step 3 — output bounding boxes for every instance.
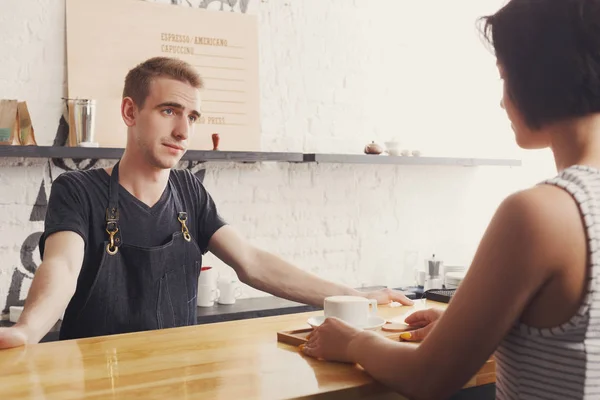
[302,1,600,399]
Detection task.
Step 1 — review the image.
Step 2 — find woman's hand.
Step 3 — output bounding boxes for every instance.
[300,317,365,363]
[401,308,444,342]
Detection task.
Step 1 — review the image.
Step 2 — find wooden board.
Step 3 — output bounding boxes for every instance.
[277,323,417,347]
[66,0,260,151]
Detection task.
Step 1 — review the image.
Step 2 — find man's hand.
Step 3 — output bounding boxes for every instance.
[0,326,28,350]
[364,288,414,306]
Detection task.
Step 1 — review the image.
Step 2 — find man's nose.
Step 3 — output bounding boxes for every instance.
[173,115,190,140]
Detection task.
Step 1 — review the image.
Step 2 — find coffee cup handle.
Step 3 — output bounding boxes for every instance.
[368,299,378,315]
[212,288,221,301]
[234,286,242,299]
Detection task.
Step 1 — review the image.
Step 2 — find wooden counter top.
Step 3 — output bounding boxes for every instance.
[0,300,495,399]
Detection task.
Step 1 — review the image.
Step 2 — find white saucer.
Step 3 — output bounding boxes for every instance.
[307,315,387,330]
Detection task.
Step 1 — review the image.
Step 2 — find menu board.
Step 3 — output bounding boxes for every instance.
[66,0,260,151]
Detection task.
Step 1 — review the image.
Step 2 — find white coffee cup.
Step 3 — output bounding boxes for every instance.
[414,270,427,287]
[384,141,400,156]
[217,278,243,305]
[9,306,23,323]
[199,266,219,287]
[197,284,220,307]
[323,295,378,327]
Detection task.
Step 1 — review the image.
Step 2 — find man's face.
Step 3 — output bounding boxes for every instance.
[127,77,201,169]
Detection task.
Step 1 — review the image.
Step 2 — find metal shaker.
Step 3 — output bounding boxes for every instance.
[426,254,443,278]
[424,254,444,290]
[72,99,98,147]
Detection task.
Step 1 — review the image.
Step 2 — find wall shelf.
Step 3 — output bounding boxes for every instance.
[0,146,304,163]
[304,153,522,167]
[0,146,522,167]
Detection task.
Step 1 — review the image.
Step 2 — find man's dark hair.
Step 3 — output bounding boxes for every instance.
[123,57,203,108]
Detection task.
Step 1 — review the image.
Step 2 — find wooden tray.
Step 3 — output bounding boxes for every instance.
[277,322,416,347]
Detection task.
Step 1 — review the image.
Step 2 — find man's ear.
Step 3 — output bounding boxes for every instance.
[121,97,137,127]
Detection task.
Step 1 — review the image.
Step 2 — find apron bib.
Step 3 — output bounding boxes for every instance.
[59,162,203,340]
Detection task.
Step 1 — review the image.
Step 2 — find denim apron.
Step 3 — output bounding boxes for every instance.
[59,161,202,340]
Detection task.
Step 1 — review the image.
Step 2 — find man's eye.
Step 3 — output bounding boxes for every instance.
[163,108,174,116]
[189,115,198,123]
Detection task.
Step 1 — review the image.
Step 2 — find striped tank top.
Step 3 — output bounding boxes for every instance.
[495,165,600,399]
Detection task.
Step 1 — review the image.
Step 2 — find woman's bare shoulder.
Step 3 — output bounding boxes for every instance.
[497,184,585,266]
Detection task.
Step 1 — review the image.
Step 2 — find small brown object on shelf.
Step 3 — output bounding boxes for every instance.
[364,141,383,155]
[212,133,220,151]
[0,100,20,145]
[17,101,37,146]
[63,98,78,147]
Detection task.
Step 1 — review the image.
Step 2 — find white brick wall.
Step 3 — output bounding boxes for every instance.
[0,0,556,314]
